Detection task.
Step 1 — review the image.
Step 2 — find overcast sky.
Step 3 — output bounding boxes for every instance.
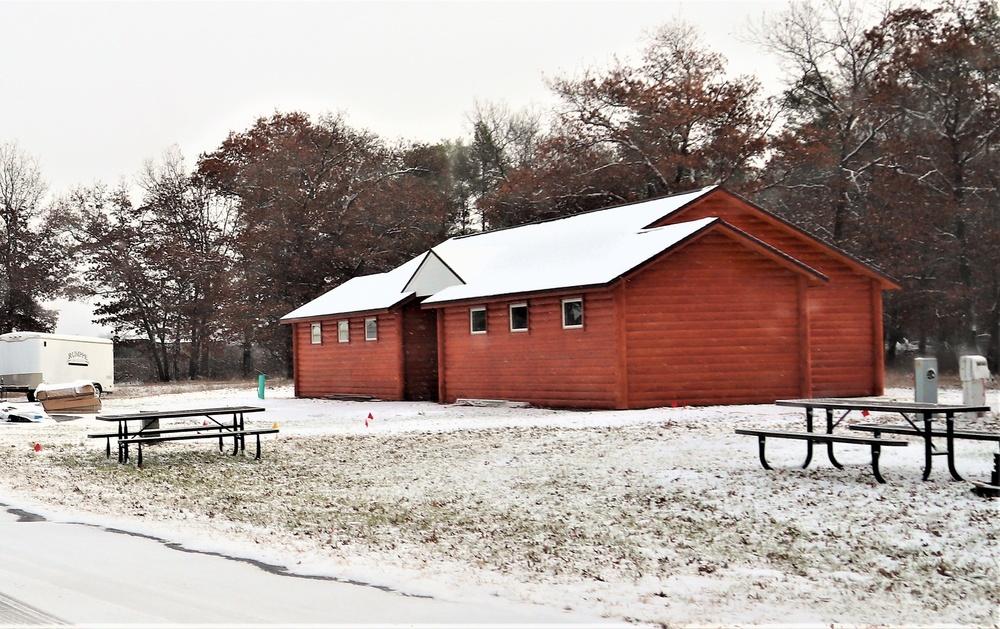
[0,0,791,336]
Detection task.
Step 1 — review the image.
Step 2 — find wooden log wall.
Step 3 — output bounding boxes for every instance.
[662,194,883,397]
[621,230,805,407]
[292,314,404,400]
[437,292,619,408]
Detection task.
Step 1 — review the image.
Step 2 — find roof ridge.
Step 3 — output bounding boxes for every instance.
[450,185,717,241]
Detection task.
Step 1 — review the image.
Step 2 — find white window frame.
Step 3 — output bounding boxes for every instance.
[509,303,528,332]
[337,320,349,343]
[310,322,322,344]
[470,307,487,334]
[365,317,378,341]
[562,298,584,329]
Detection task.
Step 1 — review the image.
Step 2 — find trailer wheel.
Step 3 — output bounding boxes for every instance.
[93,383,103,398]
[26,389,35,402]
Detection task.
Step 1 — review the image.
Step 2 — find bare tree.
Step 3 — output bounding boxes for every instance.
[466,100,543,230]
[874,0,1000,358]
[479,18,770,228]
[748,0,900,243]
[139,146,239,378]
[198,111,456,375]
[60,183,178,380]
[0,141,68,332]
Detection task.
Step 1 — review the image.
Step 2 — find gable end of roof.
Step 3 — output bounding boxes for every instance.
[669,187,901,290]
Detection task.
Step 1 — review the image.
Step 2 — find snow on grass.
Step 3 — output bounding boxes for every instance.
[0,383,996,627]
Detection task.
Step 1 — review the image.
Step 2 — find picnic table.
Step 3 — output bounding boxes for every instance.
[736,398,993,483]
[90,406,277,466]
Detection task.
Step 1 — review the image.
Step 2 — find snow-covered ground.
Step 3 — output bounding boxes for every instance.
[0,383,996,627]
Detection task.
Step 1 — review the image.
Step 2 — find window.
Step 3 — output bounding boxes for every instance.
[310,322,322,344]
[365,317,378,341]
[470,307,487,334]
[509,303,528,332]
[338,320,349,343]
[562,298,583,329]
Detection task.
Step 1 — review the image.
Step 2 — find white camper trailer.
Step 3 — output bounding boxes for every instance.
[0,332,115,400]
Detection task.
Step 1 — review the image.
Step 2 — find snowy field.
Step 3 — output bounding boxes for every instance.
[0,382,997,628]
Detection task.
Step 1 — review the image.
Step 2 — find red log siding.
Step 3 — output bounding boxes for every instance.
[806,279,878,396]
[438,292,619,408]
[623,231,804,407]
[402,304,439,401]
[292,314,404,400]
[660,193,884,397]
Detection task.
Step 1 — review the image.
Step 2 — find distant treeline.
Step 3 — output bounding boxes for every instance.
[0,0,996,380]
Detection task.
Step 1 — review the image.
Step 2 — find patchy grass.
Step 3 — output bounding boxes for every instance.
[0,386,996,626]
[110,378,292,399]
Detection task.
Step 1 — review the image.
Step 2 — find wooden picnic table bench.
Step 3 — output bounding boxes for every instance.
[90,406,273,465]
[734,428,908,484]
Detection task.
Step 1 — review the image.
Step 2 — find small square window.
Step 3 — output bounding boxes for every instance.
[365,317,378,341]
[562,298,583,329]
[338,320,349,343]
[470,307,487,334]
[310,322,322,344]
[509,303,528,332]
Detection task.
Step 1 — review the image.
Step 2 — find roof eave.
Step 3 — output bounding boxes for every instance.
[420,283,610,309]
[279,293,417,324]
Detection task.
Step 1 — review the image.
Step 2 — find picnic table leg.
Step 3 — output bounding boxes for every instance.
[753,435,773,470]
[802,409,814,469]
[870,444,887,484]
[945,413,964,481]
[119,422,129,463]
[921,412,934,481]
[237,412,246,455]
[136,443,143,468]
[825,408,844,469]
[254,434,262,459]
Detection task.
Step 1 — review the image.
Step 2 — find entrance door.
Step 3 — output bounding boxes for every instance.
[402,304,439,401]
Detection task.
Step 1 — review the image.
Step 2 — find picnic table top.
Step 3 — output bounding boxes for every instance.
[775,398,991,414]
[96,406,266,422]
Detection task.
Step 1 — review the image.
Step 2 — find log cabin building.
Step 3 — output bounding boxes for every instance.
[280,187,900,409]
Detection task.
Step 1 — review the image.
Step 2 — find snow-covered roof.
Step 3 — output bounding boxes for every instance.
[423,217,718,304]
[422,187,721,304]
[282,186,724,319]
[280,255,424,322]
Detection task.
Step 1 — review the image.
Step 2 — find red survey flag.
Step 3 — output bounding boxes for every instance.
[861,409,870,417]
